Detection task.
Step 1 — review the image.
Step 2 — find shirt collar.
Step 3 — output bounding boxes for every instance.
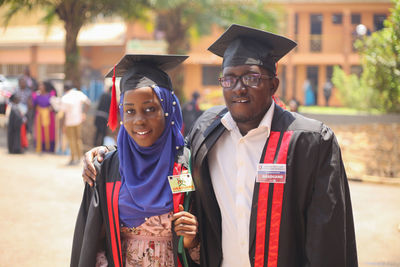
[221,100,275,135]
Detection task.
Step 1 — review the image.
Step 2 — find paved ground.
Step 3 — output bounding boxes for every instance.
[0,147,83,266]
[0,128,399,266]
[351,181,400,266]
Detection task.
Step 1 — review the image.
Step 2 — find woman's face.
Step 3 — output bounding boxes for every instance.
[122,87,165,147]
[38,82,46,94]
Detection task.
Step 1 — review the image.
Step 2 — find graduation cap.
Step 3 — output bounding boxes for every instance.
[106,54,188,131]
[208,24,297,74]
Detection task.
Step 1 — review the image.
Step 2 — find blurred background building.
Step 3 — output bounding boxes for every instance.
[0,0,392,105]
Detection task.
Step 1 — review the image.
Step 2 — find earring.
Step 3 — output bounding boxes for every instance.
[120,121,123,125]
[165,113,169,117]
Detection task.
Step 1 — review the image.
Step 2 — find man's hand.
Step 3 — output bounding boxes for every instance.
[172,204,199,249]
[82,146,109,186]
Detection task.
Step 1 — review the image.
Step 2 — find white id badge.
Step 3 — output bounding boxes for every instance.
[256,163,287,183]
[168,173,195,193]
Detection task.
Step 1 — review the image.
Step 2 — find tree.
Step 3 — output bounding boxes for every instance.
[0,0,148,89]
[148,0,280,100]
[332,0,400,112]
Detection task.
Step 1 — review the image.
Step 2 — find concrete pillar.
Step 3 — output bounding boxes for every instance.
[286,8,295,101]
[30,45,38,78]
[343,9,351,74]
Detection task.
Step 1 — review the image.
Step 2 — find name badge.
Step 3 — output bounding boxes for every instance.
[168,173,195,193]
[256,163,287,183]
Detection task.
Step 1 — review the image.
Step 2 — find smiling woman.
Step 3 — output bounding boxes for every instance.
[122,87,166,147]
[71,54,200,267]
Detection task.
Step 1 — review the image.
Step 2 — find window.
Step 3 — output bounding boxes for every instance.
[0,64,28,76]
[310,14,323,34]
[351,14,361,25]
[332,13,342,24]
[295,13,299,35]
[326,65,334,81]
[202,65,221,86]
[310,14,323,52]
[351,65,363,77]
[374,14,387,31]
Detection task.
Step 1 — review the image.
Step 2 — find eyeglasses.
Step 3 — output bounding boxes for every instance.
[218,73,274,89]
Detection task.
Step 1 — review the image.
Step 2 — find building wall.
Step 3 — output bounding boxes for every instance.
[284,2,392,106]
[182,1,392,106]
[0,2,393,107]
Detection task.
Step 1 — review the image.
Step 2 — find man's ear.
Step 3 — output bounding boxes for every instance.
[271,77,280,95]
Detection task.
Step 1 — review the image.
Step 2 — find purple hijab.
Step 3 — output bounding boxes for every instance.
[117,85,185,228]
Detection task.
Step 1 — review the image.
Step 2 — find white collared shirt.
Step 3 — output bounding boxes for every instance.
[61,89,91,126]
[208,101,275,267]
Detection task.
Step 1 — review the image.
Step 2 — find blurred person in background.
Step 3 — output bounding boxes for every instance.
[182,91,203,136]
[22,66,38,92]
[93,86,111,146]
[289,98,299,112]
[60,81,91,165]
[16,77,34,137]
[323,80,333,107]
[303,79,315,106]
[32,81,57,153]
[7,93,26,154]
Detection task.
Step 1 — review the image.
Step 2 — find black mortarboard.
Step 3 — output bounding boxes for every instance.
[105,54,188,92]
[208,24,297,74]
[105,54,188,131]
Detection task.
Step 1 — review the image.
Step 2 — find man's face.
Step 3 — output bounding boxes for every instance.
[221,64,278,133]
[19,79,27,89]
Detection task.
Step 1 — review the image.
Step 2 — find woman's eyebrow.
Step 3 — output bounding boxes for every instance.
[143,100,154,104]
[124,103,134,106]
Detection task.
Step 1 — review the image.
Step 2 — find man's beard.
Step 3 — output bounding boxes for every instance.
[230,108,268,125]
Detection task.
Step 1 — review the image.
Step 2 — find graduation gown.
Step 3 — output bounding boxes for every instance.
[186,104,358,267]
[7,104,24,154]
[71,147,193,267]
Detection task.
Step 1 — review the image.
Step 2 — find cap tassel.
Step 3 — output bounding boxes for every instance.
[272,95,287,110]
[107,65,118,131]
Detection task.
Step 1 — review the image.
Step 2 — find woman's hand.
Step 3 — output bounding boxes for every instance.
[82,146,109,186]
[172,204,199,249]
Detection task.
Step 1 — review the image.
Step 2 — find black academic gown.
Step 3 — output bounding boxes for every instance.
[186,104,358,267]
[94,92,111,146]
[71,148,193,267]
[7,104,24,154]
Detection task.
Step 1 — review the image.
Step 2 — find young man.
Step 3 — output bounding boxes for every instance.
[82,24,357,267]
[60,81,91,165]
[186,24,357,267]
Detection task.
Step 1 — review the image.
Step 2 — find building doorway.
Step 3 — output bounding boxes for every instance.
[306,66,319,105]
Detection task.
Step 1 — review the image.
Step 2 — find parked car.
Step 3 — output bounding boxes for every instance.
[0,75,18,114]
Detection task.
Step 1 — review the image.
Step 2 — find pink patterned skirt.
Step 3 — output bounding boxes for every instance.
[96,212,174,267]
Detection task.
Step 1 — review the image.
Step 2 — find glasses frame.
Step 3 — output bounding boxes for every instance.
[218,73,274,90]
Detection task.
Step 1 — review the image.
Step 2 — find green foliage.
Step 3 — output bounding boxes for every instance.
[211,1,279,32]
[332,0,400,113]
[147,0,279,52]
[0,0,148,87]
[332,66,376,111]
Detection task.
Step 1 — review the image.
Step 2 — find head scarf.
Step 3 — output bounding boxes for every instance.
[117,85,185,228]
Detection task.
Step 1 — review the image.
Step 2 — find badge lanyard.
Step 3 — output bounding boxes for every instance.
[178,150,192,267]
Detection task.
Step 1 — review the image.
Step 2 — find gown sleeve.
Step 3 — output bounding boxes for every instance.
[304,126,358,267]
[71,162,104,267]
